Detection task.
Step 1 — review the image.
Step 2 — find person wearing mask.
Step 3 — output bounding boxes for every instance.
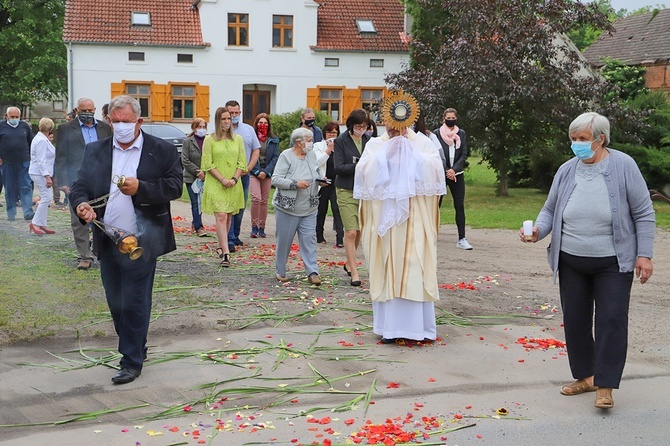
[55,97,113,269]
[272,127,323,285]
[70,95,183,384]
[521,112,654,410]
[299,108,323,143]
[333,109,370,286]
[28,118,57,234]
[249,113,279,238]
[433,108,472,250]
[366,120,378,138]
[313,121,344,247]
[0,107,34,221]
[225,100,260,252]
[182,118,208,237]
[201,107,246,267]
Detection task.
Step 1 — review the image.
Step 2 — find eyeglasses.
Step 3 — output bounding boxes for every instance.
[353,124,367,130]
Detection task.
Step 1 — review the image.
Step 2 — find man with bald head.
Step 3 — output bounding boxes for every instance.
[0,107,34,221]
[55,97,112,270]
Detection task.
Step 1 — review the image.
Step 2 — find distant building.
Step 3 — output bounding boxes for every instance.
[62,0,409,131]
[584,9,670,97]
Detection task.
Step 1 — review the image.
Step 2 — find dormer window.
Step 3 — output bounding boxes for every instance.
[131,12,151,26]
[356,19,376,34]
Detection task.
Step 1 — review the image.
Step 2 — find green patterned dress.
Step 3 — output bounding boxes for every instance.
[201,134,246,214]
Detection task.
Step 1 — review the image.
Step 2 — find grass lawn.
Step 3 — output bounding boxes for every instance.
[448,157,670,231]
[181,159,670,230]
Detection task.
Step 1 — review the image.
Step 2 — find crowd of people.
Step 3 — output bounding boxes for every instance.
[0,95,656,411]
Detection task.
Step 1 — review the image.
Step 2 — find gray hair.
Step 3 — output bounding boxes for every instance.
[108,95,142,119]
[290,127,313,146]
[569,112,610,146]
[5,106,19,115]
[301,108,315,118]
[76,97,94,108]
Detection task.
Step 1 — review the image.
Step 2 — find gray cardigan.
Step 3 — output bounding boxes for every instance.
[535,149,655,282]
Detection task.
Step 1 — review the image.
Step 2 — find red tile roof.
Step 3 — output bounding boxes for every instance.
[584,9,670,66]
[63,0,209,47]
[312,0,407,53]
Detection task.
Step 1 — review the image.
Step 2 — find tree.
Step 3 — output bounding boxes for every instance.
[389,0,615,196]
[0,0,67,106]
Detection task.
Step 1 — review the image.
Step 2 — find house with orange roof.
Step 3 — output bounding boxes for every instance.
[584,9,670,97]
[63,0,409,130]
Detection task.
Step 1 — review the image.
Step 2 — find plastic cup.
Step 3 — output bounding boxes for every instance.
[523,220,533,241]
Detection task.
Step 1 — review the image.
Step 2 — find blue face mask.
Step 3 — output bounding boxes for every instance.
[571,140,597,160]
[8,118,20,127]
[231,115,241,125]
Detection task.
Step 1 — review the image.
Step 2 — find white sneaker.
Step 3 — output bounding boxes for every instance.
[457,238,473,250]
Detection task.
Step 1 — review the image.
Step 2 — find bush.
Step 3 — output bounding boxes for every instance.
[611,143,670,190]
[269,109,331,152]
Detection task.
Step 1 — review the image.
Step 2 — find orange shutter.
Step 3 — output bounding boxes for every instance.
[342,88,361,118]
[151,83,169,122]
[306,88,318,110]
[110,82,124,98]
[196,84,210,120]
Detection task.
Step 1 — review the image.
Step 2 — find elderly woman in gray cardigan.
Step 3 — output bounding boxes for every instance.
[521,112,654,411]
[272,127,324,285]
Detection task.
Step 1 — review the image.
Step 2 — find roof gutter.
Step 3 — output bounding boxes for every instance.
[63,40,210,48]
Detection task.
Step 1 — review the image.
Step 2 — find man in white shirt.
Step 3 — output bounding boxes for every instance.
[71,95,182,384]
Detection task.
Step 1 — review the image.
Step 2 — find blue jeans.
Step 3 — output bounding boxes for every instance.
[185,183,203,231]
[228,174,249,244]
[2,161,34,220]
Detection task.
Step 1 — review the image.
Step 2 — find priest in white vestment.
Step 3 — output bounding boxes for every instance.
[353,98,446,343]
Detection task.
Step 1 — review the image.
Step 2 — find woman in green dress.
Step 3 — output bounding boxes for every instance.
[201,107,246,267]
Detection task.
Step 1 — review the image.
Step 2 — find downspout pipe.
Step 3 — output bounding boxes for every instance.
[68,42,74,111]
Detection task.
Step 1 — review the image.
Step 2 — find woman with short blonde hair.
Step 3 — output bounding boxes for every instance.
[28,118,57,234]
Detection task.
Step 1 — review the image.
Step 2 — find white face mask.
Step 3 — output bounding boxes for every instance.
[113,122,138,144]
[353,128,366,138]
[195,128,207,138]
[302,141,314,153]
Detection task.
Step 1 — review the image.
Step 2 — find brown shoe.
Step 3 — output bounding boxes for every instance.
[560,378,597,396]
[196,228,208,237]
[594,388,614,409]
[307,273,322,285]
[77,259,92,270]
[276,273,289,282]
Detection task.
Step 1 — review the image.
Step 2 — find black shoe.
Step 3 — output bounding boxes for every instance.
[350,279,361,287]
[228,244,236,253]
[111,367,141,384]
[234,238,244,246]
[143,348,148,361]
[380,337,397,344]
[343,264,352,277]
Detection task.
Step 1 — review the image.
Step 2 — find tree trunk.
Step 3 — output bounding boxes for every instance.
[496,158,509,197]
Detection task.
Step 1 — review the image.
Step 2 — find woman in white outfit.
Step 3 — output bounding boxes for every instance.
[28,118,56,235]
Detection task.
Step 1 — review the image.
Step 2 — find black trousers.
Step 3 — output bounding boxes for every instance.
[558,251,633,388]
[99,238,157,371]
[439,176,466,239]
[316,185,344,244]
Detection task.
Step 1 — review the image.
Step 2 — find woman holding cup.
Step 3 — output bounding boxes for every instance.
[520,112,654,410]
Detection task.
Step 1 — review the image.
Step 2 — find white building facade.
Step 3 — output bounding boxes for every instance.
[64,0,409,131]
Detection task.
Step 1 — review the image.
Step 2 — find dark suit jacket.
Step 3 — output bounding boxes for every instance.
[433,128,467,173]
[333,132,369,190]
[55,118,112,187]
[69,131,183,260]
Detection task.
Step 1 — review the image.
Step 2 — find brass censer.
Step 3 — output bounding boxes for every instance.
[84,174,143,259]
[93,220,143,260]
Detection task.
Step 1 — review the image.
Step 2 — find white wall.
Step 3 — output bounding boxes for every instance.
[68,0,407,132]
